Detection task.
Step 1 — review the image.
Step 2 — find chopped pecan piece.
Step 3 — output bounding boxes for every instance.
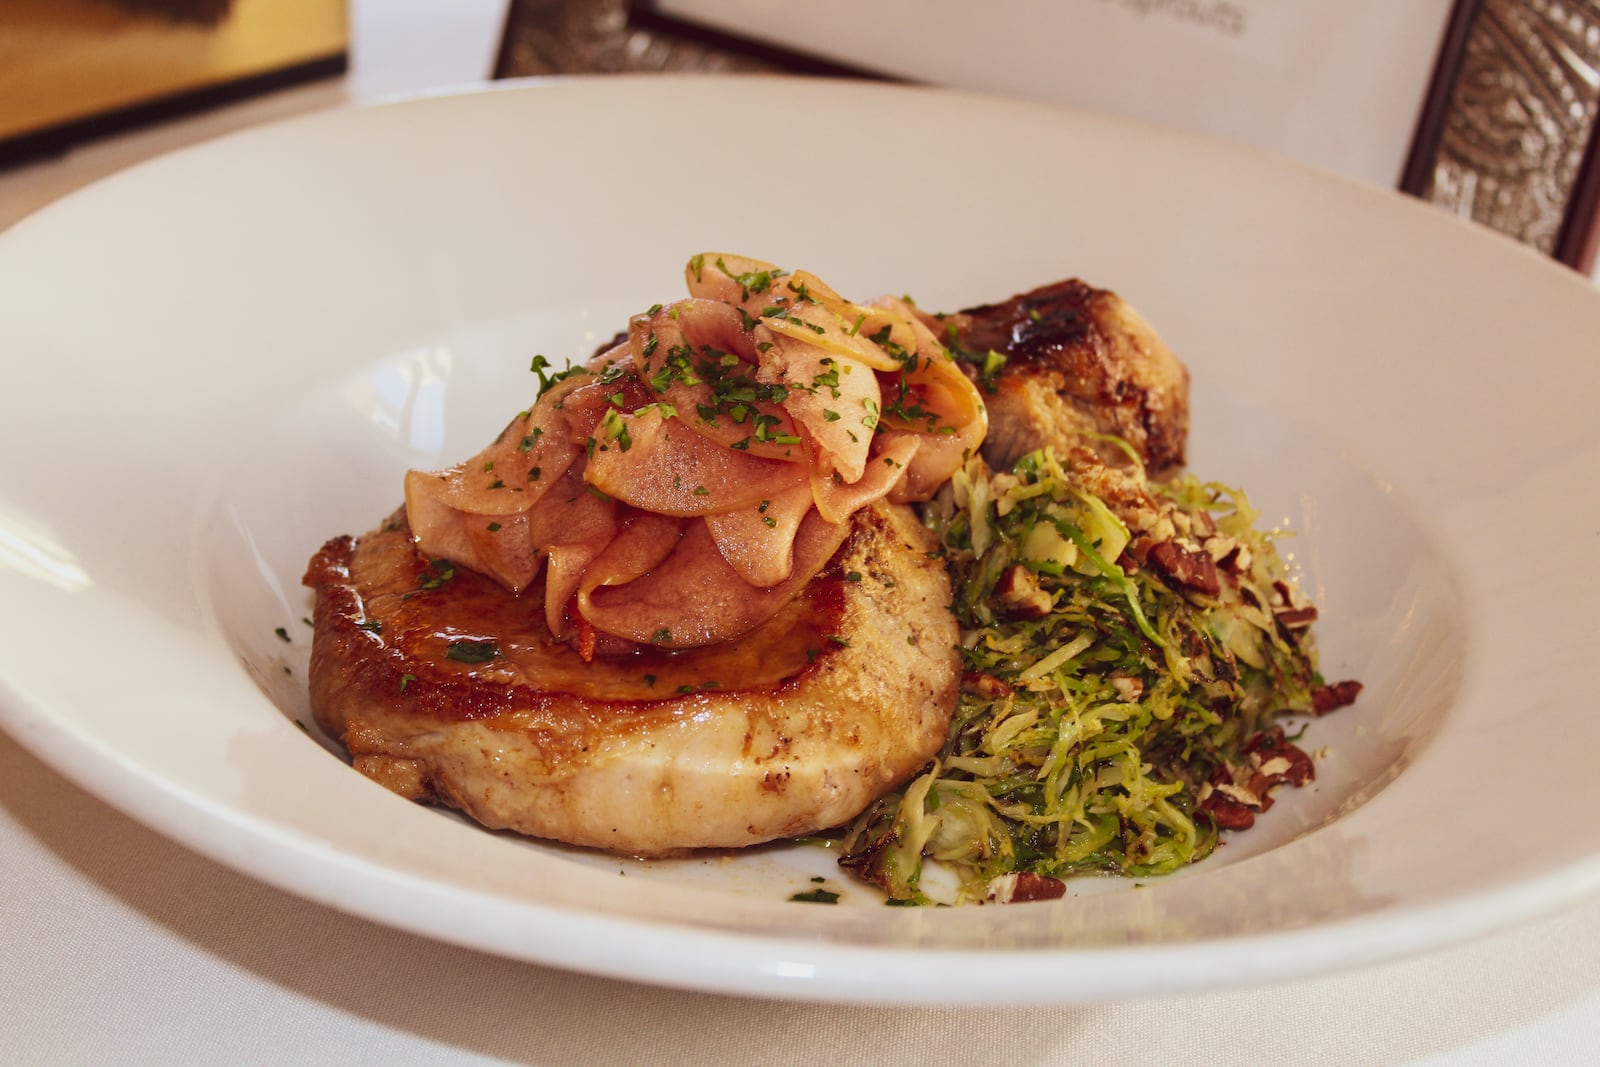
[986,871,1068,904]
[1117,534,1155,574]
[1244,773,1277,812]
[1146,541,1221,596]
[962,671,1014,699]
[1200,795,1256,830]
[1214,782,1262,807]
[994,564,1053,619]
[1311,679,1363,715]
[1274,606,1319,629]
[1109,674,1144,701]
[1257,742,1315,786]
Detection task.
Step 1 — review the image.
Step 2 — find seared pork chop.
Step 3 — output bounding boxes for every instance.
[304,500,958,855]
[951,279,1189,475]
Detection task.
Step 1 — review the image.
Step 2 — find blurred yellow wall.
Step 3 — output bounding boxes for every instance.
[0,0,347,141]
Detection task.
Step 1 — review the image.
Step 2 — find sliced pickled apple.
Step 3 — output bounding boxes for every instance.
[584,404,807,516]
[577,509,685,593]
[871,296,986,442]
[763,302,902,372]
[851,304,923,363]
[880,343,987,436]
[702,481,814,586]
[685,252,788,307]
[628,299,800,461]
[884,427,971,504]
[404,470,544,593]
[758,333,879,483]
[810,432,921,525]
[529,465,622,639]
[404,376,598,520]
[580,507,851,648]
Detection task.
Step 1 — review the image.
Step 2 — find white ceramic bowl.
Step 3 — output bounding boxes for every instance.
[1,76,1597,1004]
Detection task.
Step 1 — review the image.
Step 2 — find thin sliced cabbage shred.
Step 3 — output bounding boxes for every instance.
[838,448,1327,905]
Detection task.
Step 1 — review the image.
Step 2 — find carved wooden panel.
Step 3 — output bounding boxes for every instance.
[1406,0,1600,267]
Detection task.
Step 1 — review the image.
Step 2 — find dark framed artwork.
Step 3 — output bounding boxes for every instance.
[0,0,348,167]
[498,0,1600,272]
[1403,0,1600,269]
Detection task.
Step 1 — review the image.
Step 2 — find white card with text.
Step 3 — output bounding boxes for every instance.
[652,0,1459,187]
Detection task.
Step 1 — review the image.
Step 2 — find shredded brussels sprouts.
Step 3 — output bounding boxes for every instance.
[838,448,1327,904]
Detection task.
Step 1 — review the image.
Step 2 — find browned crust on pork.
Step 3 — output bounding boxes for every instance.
[303,501,959,855]
[953,279,1189,474]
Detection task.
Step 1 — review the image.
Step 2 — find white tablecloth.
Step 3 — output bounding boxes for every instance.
[7,727,1600,1065]
[4,5,1598,1063]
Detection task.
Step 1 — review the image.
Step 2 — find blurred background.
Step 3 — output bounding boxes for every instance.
[4,0,1600,273]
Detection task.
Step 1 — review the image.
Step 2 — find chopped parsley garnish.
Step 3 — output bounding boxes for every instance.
[717,256,786,300]
[529,354,586,396]
[790,888,840,904]
[445,640,500,664]
[418,559,455,590]
[601,409,633,451]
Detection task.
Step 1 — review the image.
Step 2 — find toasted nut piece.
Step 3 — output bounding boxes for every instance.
[1275,606,1319,629]
[986,871,1068,904]
[995,564,1053,619]
[962,671,1014,699]
[1312,680,1363,715]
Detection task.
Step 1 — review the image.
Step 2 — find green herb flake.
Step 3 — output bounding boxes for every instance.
[790,888,840,904]
[418,559,456,590]
[445,640,500,664]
